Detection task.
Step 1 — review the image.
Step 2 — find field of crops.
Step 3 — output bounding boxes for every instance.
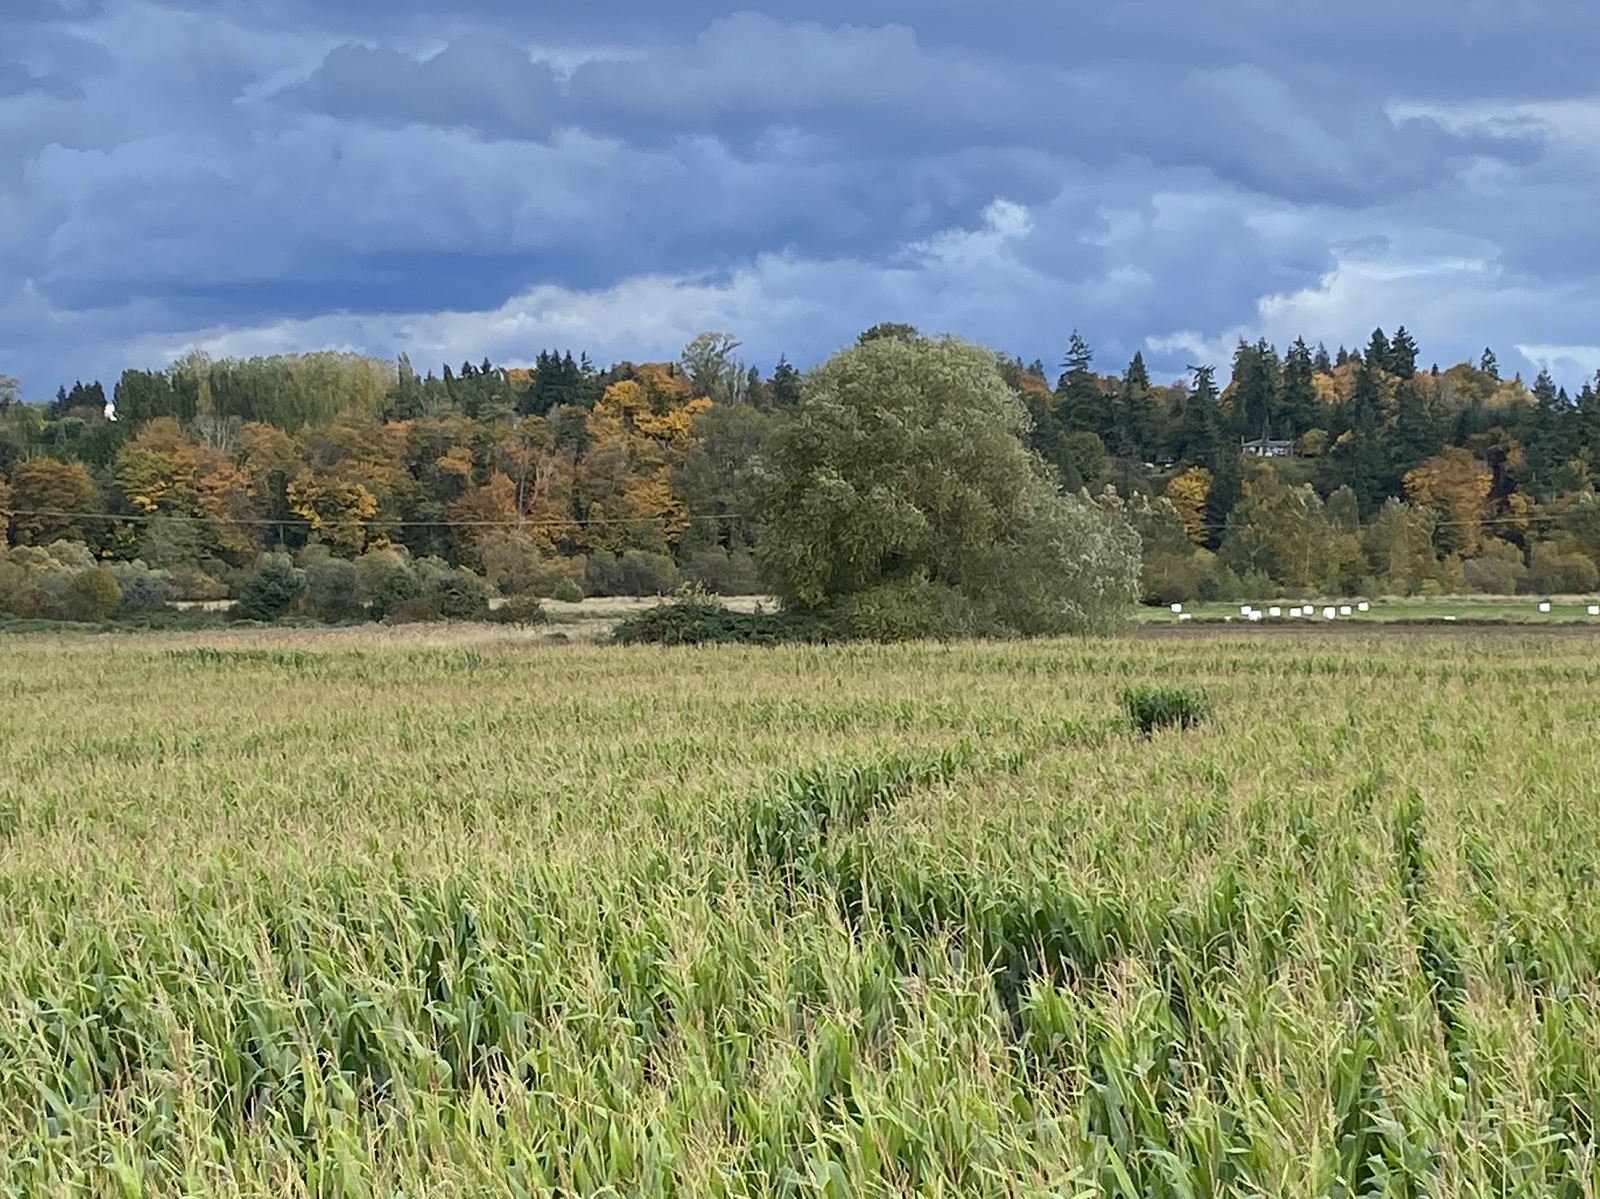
[4,629,1600,1197]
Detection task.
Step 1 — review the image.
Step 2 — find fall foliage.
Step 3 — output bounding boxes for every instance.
[4,325,1600,618]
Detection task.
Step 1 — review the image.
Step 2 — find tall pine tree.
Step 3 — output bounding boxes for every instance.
[1056,332,1108,436]
[1330,349,1390,516]
[1280,337,1321,436]
[1230,338,1280,440]
[1178,365,1223,471]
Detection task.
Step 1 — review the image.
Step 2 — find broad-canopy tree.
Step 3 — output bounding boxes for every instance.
[8,458,99,545]
[752,336,1140,636]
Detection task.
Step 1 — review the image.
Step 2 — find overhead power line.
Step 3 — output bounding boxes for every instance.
[1,508,747,529]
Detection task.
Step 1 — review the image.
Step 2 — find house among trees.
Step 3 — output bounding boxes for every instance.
[1241,437,1297,458]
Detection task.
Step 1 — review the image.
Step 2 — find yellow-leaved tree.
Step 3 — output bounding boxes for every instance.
[115,417,200,516]
[286,474,379,555]
[489,418,574,553]
[1402,447,1492,557]
[575,369,711,555]
[446,473,520,566]
[1165,466,1212,546]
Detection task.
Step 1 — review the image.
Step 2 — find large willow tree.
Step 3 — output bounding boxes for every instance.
[753,335,1140,637]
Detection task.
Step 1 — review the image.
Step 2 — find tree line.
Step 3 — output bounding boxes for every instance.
[2,322,1599,626]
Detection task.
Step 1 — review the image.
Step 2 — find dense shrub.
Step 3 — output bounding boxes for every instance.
[355,547,411,600]
[305,560,364,622]
[585,550,682,597]
[613,597,837,646]
[45,540,96,571]
[8,567,124,622]
[415,558,491,620]
[166,563,229,602]
[0,559,26,613]
[65,568,122,621]
[492,594,548,625]
[359,549,422,620]
[237,555,303,622]
[1145,550,1203,608]
[682,549,763,596]
[108,562,172,613]
[0,551,53,618]
[835,577,977,642]
[384,596,444,624]
[368,569,422,621]
[373,559,491,623]
[0,547,124,621]
[1198,566,1247,603]
[551,577,585,604]
[1529,542,1599,595]
[529,555,586,599]
[1463,556,1521,595]
[1121,686,1210,735]
[478,530,544,596]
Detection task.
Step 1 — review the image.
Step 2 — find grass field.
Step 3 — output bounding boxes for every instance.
[4,628,1600,1196]
[1139,595,1600,626]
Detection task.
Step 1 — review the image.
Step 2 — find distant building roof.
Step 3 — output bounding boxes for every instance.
[1241,437,1296,457]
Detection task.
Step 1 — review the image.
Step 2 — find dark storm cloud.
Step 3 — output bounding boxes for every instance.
[556,15,1540,207]
[286,40,560,141]
[185,0,1600,105]
[0,0,1595,394]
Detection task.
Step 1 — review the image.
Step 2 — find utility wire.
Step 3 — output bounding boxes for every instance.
[1,508,747,529]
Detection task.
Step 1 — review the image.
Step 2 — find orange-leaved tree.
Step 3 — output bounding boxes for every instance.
[8,458,99,545]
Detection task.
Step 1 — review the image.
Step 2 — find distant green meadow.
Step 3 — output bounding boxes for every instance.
[1139,595,1600,626]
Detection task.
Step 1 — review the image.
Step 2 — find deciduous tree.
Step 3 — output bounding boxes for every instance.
[8,459,98,545]
[753,336,1139,635]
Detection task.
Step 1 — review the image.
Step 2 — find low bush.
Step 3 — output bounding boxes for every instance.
[613,597,837,646]
[304,560,364,622]
[492,594,548,625]
[551,577,585,604]
[367,565,423,621]
[65,568,122,622]
[682,548,763,596]
[166,563,230,602]
[384,596,443,624]
[585,550,682,597]
[1121,685,1209,735]
[834,577,977,642]
[236,555,303,622]
[417,560,491,620]
[109,562,173,613]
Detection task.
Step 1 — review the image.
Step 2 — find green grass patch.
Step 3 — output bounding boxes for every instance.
[1121,684,1210,734]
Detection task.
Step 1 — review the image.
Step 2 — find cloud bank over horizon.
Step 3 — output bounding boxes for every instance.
[3,1,1598,396]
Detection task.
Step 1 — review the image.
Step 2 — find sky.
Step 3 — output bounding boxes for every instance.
[3,0,1599,399]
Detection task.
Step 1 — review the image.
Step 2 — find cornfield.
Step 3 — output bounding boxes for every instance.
[3,630,1600,1196]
